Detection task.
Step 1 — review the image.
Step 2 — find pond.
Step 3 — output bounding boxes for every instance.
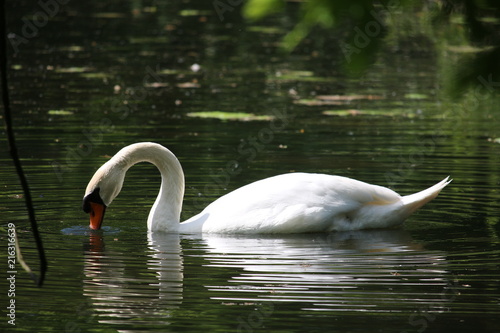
[1,1,499,332]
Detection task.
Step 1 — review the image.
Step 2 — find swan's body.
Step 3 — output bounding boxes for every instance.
[83,142,451,233]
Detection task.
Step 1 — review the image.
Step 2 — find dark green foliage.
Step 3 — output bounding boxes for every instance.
[244,0,500,98]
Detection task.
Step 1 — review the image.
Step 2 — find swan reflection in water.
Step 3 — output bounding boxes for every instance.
[82,232,183,326]
[81,229,453,326]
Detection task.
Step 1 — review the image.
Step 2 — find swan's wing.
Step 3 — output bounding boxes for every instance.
[190,173,401,233]
[329,175,402,205]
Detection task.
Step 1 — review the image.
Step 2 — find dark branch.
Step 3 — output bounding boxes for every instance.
[0,0,47,287]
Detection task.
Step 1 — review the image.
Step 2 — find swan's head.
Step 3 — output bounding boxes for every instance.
[83,160,126,230]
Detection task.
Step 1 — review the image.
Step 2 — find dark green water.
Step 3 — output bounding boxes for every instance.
[1,1,499,332]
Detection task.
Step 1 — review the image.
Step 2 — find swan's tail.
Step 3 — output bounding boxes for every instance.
[400,176,452,217]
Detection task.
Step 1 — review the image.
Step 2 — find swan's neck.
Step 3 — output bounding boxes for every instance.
[117,143,185,232]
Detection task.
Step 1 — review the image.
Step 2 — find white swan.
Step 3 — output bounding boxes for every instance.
[83,142,451,233]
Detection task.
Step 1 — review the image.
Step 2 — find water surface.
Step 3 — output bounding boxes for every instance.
[1,1,499,332]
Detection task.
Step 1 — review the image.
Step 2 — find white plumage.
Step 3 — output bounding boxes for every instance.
[83,142,451,233]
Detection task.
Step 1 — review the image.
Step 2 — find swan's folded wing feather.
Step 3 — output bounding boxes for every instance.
[196,173,401,233]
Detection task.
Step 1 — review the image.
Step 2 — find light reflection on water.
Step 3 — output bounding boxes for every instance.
[75,229,461,331]
[1,0,499,332]
[82,233,183,326]
[200,231,454,312]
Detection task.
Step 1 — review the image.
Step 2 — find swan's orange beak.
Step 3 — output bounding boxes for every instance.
[89,202,106,230]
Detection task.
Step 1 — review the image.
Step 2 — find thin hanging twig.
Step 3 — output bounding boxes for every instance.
[0,0,47,286]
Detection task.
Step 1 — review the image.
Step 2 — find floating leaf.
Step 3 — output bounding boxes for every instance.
[158,69,181,75]
[55,67,93,73]
[59,46,84,52]
[247,26,285,34]
[92,12,127,18]
[179,9,212,16]
[268,70,335,83]
[446,45,488,53]
[278,70,314,77]
[404,93,428,100]
[144,82,169,88]
[295,94,384,106]
[294,99,344,106]
[322,109,414,117]
[187,111,274,121]
[322,109,376,116]
[80,72,110,79]
[316,94,383,101]
[176,82,200,88]
[129,36,169,44]
[143,6,157,13]
[48,110,74,116]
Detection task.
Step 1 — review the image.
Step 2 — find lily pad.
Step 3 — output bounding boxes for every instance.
[274,70,313,78]
[179,9,212,16]
[446,45,491,53]
[176,82,200,88]
[187,111,274,121]
[322,109,409,117]
[268,70,336,83]
[158,69,181,75]
[58,46,84,52]
[80,72,110,79]
[247,26,285,34]
[55,67,93,73]
[144,82,169,88]
[322,109,379,116]
[48,110,74,116]
[294,99,344,106]
[404,93,428,100]
[129,36,169,44]
[316,94,383,101]
[295,94,384,106]
[269,76,334,83]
